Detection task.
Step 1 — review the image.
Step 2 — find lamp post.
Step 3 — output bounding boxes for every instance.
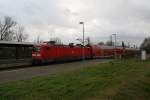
[112,34,117,58]
[112,34,117,47]
[110,35,113,46]
[79,21,85,61]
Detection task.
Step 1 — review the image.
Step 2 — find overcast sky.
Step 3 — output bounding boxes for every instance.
[0,0,150,46]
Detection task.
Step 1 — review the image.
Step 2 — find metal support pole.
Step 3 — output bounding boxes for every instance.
[110,35,113,46]
[112,34,117,58]
[82,23,85,61]
[114,34,117,58]
[79,22,85,61]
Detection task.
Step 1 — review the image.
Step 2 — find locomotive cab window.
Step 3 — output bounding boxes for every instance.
[33,46,41,52]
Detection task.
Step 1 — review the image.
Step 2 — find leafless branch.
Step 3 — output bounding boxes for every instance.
[0,16,17,41]
[15,26,28,42]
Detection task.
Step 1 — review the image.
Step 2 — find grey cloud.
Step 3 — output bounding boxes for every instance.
[0,0,150,45]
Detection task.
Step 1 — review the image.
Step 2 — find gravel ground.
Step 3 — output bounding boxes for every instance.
[0,59,112,83]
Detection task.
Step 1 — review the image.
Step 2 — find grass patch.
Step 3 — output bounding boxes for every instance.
[0,59,150,100]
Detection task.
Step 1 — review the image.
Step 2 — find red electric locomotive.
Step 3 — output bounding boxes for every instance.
[32,42,91,64]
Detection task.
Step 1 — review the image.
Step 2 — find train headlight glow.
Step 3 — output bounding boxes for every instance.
[32,54,36,56]
[37,54,41,57]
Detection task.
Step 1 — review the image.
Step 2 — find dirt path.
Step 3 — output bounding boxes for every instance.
[0,59,112,83]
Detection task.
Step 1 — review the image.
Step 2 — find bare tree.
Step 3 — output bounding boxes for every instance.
[105,41,113,46]
[98,42,104,45]
[140,37,150,53]
[50,37,63,44]
[37,35,40,43]
[15,26,28,42]
[0,16,16,41]
[86,37,91,45]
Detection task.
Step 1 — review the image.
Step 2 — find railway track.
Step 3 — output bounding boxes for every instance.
[0,59,112,83]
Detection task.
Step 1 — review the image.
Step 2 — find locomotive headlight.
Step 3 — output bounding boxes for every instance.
[37,54,41,57]
[32,54,36,56]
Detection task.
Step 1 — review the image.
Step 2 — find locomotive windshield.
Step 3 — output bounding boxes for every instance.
[33,46,41,52]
